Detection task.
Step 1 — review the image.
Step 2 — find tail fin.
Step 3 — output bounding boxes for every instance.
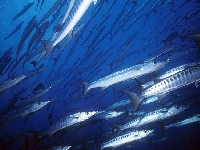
[41,40,54,58]
[110,123,121,136]
[184,34,200,58]
[122,89,140,112]
[22,134,30,150]
[134,78,143,92]
[80,80,89,97]
[30,61,37,68]
[157,121,165,135]
[0,139,8,150]
[193,39,200,58]
[29,130,40,148]
[96,141,102,150]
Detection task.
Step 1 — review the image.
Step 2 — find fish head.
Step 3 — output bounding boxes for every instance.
[143,60,167,72]
[104,111,124,119]
[139,129,154,137]
[79,111,97,120]
[167,105,189,115]
[36,100,51,107]
[152,60,168,70]
[13,75,26,82]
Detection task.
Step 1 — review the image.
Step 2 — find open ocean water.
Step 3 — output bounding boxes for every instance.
[0,0,200,149]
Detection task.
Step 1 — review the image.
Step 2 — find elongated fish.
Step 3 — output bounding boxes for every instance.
[0,75,26,94]
[4,21,24,40]
[18,78,63,106]
[142,61,200,89]
[42,0,97,58]
[93,110,125,120]
[11,2,34,24]
[60,0,76,25]
[40,111,97,137]
[49,146,71,150]
[99,130,153,150]
[184,33,200,58]
[111,104,189,135]
[0,100,51,125]
[165,113,200,129]
[81,60,167,96]
[106,99,131,110]
[124,65,200,111]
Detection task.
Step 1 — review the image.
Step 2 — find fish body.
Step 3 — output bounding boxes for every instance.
[11,2,34,23]
[40,111,97,137]
[82,60,167,96]
[112,104,188,135]
[142,66,200,99]
[165,113,200,129]
[100,130,153,149]
[49,146,71,150]
[142,61,200,89]
[42,0,96,57]
[137,108,168,126]
[19,86,51,106]
[0,75,26,94]
[106,99,131,110]
[4,21,24,40]
[0,100,50,125]
[158,61,200,80]
[93,110,124,120]
[141,96,158,105]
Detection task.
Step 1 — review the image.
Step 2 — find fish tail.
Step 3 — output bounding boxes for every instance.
[0,139,8,150]
[22,134,30,150]
[80,80,89,97]
[29,130,40,147]
[110,123,121,136]
[30,61,37,68]
[41,40,54,57]
[122,89,140,112]
[134,78,144,92]
[157,121,166,135]
[95,140,102,150]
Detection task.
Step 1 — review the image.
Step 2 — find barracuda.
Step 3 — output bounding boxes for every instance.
[106,99,131,110]
[165,113,200,129]
[124,65,200,111]
[99,129,154,150]
[42,0,97,57]
[0,100,51,125]
[142,61,200,89]
[81,60,167,96]
[0,75,26,94]
[93,110,125,120]
[111,104,189,135]
[40,111,97,137]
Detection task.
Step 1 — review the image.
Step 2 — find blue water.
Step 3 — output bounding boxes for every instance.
[0,0,200,149]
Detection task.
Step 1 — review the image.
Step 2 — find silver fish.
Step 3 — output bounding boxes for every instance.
[0,75,26,94]
[106,99,131,110]
[82,60,167,96]
[165,113,200,129]
[93,110,125,120]
[42,0,97,58]
[111,104,189,135]
[100,130,153,150]
[0,100,51,125]
[40,111,97,137]
[124,65,200,111]
[49,146,71,150]
[142,61,200,89]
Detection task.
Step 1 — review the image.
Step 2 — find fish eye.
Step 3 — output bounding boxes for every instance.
[37,102,41,105]
[153,60,157,64]
[175,105,179,109]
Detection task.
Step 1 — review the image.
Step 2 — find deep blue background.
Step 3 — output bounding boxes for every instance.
[0,0,200,149]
